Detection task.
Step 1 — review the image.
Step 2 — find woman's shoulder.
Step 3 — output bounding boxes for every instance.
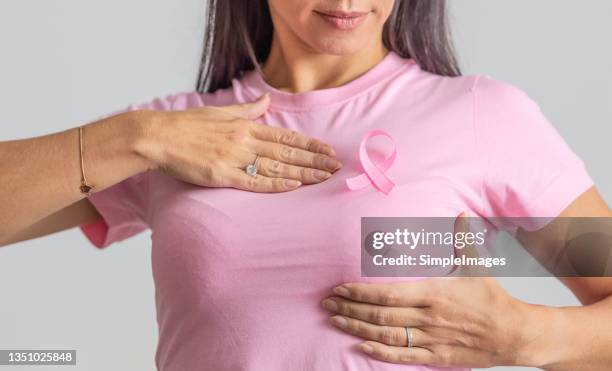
[389,60,535,117]
[469,74,539,112]
[421,70,544,129]
[409,62,534,107]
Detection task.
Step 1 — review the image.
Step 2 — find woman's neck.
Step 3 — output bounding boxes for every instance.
[260,35,389,93]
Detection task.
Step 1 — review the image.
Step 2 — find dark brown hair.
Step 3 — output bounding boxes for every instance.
[196,0,461,93]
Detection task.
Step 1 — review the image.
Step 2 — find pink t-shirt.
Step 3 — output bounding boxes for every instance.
[80,51,593,371]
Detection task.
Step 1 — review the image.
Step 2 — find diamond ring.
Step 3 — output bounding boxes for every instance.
[246,155,260,177]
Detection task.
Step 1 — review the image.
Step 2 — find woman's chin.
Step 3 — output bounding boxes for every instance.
[309,37,371,56]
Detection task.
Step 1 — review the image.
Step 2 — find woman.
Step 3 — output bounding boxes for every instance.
[1,0,611,370]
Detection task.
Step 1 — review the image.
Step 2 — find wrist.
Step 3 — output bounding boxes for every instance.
[512,300,571,369]
[125,109,164,171]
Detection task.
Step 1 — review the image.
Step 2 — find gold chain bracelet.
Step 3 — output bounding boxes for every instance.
[78,126,94,196]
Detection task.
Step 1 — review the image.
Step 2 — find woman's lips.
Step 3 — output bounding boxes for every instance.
[314,10,369,31]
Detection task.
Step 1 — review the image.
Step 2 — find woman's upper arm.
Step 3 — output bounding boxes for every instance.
[556,187,612,305]
[520,187,612,305]
[472,76,612,304]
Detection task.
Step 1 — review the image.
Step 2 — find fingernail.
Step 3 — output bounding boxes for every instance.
[325,158,342,171]
[285,179,301,188]
[359,343,374,354]
[333,286,350,297]
[322,299,338,312]
[314,170,331,181]
[331,316,348,328]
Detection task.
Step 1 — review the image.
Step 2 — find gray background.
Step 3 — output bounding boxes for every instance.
[0,1,610,370]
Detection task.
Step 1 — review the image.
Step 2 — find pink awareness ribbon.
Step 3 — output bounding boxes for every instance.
[345,130,397,195]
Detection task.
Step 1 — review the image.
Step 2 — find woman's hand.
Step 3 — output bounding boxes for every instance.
[321,214,543,368]
[321,277,540,368]
[134,93,342,192]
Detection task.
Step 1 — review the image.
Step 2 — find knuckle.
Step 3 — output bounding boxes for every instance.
[435,352,453,367]
[200,165,215,182]
[421,308,439,326]
[380,328,401,345]
[226,131,249,145]
[429,313,446,327]
[304,138,317,152]
[421,316,435,327]
[458,334,477,348]
[379,350,396,362]
[427,294,445,308]
[266,160,282,176]
[337,301,351,316]
[246,176,259,190]
[345,304,359,319]
[419,332,433,346]
[391,329,405,345]
[279,131,298,145]
[214,146,230,158]
[422,317,435,328]
[273,178,286,192]
[299,167,309,180]
[277,146,295,162]
[379,289,399,306]
[313,153,326,168]
[350,319,364,334]
[398,350,415,363]
[370,309,392,325]
[201,163,225,186]
[342,285,359,300]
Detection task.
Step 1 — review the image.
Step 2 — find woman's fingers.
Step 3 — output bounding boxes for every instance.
[331,281,433,307]
[358,341,495,368]
[254,156,332,184]
[213,118,341,176]
[327,311,494,367]
[223,168,302,193]
[250,124,336,157]
[358,341,435,365]
[252,139,342,172]
[449,212,491,277]
[152,95,342,192]
[329,315,432,347]
[322,297,429,327]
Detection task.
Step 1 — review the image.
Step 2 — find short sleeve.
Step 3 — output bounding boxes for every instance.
[79,94,180,248]
[473,75,594,230]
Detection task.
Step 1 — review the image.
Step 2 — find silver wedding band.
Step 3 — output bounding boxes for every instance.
[405,326,413,348]
[245,155,260,177]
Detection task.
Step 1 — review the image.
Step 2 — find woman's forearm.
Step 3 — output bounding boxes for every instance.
[0,95,342,246]
[519,295,612,370]
[0,110,155,244]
